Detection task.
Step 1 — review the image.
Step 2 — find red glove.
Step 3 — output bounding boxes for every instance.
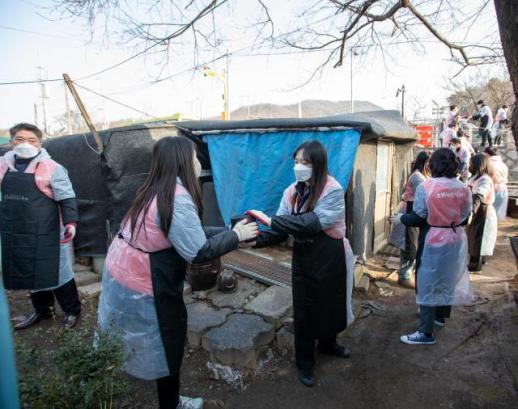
[61,223,77,244]
[246,210,271,227]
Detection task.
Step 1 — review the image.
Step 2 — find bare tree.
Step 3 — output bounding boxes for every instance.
[52,0,517,145]
[446,76,515,116]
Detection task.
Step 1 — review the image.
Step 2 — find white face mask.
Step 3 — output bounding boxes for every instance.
[13,143,39,159]
[294,163,312,182]
[193,158,202,178]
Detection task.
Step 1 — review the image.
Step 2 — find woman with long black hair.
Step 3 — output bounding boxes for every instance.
[389,151,430,289]
[466,153,498,271]
[247,140,354,387]
[97,136,258,409]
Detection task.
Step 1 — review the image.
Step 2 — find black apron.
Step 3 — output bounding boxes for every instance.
[0,168,60,290]
[404,201,419,259]
[466,203,488,258]
[292,233,347,339]
[119,233,187,377]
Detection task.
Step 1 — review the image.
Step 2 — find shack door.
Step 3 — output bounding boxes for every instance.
[373,141,394,253]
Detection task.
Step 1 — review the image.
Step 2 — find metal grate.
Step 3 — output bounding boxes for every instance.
[222,250,292,288]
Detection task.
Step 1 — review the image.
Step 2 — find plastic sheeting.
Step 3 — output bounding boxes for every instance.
[204,129,361,225]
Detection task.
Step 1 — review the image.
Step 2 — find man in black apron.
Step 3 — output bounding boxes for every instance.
[1,123,81,330]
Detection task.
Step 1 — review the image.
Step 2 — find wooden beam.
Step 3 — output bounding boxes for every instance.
[62,73,103,153]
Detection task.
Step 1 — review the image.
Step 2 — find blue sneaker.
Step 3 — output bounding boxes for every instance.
[400,331,436,345]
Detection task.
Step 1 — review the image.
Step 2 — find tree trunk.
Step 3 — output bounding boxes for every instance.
[494,0,518,149]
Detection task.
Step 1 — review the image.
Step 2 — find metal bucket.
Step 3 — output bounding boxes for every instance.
[186,258,221,291]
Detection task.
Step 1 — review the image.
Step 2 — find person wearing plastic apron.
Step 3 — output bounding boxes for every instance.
[485,147,509,220]
[98,137,258,409]
[247,140,354,388]
[391,148,473,345]
[450,137,471,183]
[466,154,498,272]
[389,151,429,289]
[0,123,80,330]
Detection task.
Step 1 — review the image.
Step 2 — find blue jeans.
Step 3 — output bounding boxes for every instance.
[418,306,452,335]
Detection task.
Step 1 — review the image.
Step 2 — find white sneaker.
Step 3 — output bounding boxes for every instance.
[177,396,204,409]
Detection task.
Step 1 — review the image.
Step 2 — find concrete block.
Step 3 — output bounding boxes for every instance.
[74,270,100,287]
[355,274,370,293]
[201,313,274,370]
[244,285,293,328]
[78,282,101,298]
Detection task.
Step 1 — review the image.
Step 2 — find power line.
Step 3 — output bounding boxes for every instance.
[72,81,160,120]
[0,24,78,40]
[0,78,62,86]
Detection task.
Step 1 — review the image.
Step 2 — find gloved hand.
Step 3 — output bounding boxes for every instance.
[232,219,259,242]
[61,223,77,244]
[246,210,271,227]
[389,213,403,225]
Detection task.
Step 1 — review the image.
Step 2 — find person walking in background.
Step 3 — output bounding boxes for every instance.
[389,151,430,289]
[439,120,458,148]
[485,147,509,220]
[466,154,498,272]
[1,123,81,330]
[390,148,472,345]
[450,137,471,183]
[493,105,508,146]
[247,140,354,388]
[98,137,259,409]
[471,100,494,147]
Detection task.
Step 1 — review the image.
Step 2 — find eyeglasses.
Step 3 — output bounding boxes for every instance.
[13,136,40,144]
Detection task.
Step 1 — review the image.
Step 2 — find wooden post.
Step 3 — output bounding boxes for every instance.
[62,73,103,153]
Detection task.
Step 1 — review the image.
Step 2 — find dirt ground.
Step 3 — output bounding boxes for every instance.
[9,219,518,409]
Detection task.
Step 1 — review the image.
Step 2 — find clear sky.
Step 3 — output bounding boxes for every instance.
[0,0,508,131]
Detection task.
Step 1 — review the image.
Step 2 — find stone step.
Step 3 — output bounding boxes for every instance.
[186,303,231,348]
[73,263,91,273]
[202,313,274,371]
[244,285,293,328]
[208,278,264,309]
[74,271,100,287]
[78,282,101,298]
[355,274,370,293]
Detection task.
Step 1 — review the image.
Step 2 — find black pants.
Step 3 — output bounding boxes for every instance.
[479,128,492,147]
[295,332,337,371]
[30,278,81,316]
[419,305,451,335]
[156,373,180,409]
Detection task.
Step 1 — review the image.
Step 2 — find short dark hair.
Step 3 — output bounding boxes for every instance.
[450,105,457,111]
[451,137,461,145]
[429,148,459,178]
[456,129,464,138]
[477,99,484,105]
[9,123,43,140]
[484,147,498,157]
[502,104,508,109]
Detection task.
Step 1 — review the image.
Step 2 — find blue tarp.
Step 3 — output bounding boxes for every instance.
[205,129,361,225]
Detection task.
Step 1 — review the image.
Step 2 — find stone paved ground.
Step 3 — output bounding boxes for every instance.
[9,219,518,409]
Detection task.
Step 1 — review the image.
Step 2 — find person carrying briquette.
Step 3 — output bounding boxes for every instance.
[389,151,430,289]
[471,100,494,147]
[450,137,471,183]
[390,148,473,345]
[466,154,498,272]
[485,147,509,220]
[247,140,354,388]
[97,136,258,409]
[1,123,81,330]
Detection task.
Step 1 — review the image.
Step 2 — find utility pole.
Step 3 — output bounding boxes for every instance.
[64,83,72,134]
[350,50,354,114]
[224,51,230,120]
[401,84,406,119]
[37,66,48,134]
[33,103,39,127]
[298,101,302,118]
[62,73,103,153]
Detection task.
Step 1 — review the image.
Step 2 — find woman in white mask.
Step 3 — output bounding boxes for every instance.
[247,140,354,388]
